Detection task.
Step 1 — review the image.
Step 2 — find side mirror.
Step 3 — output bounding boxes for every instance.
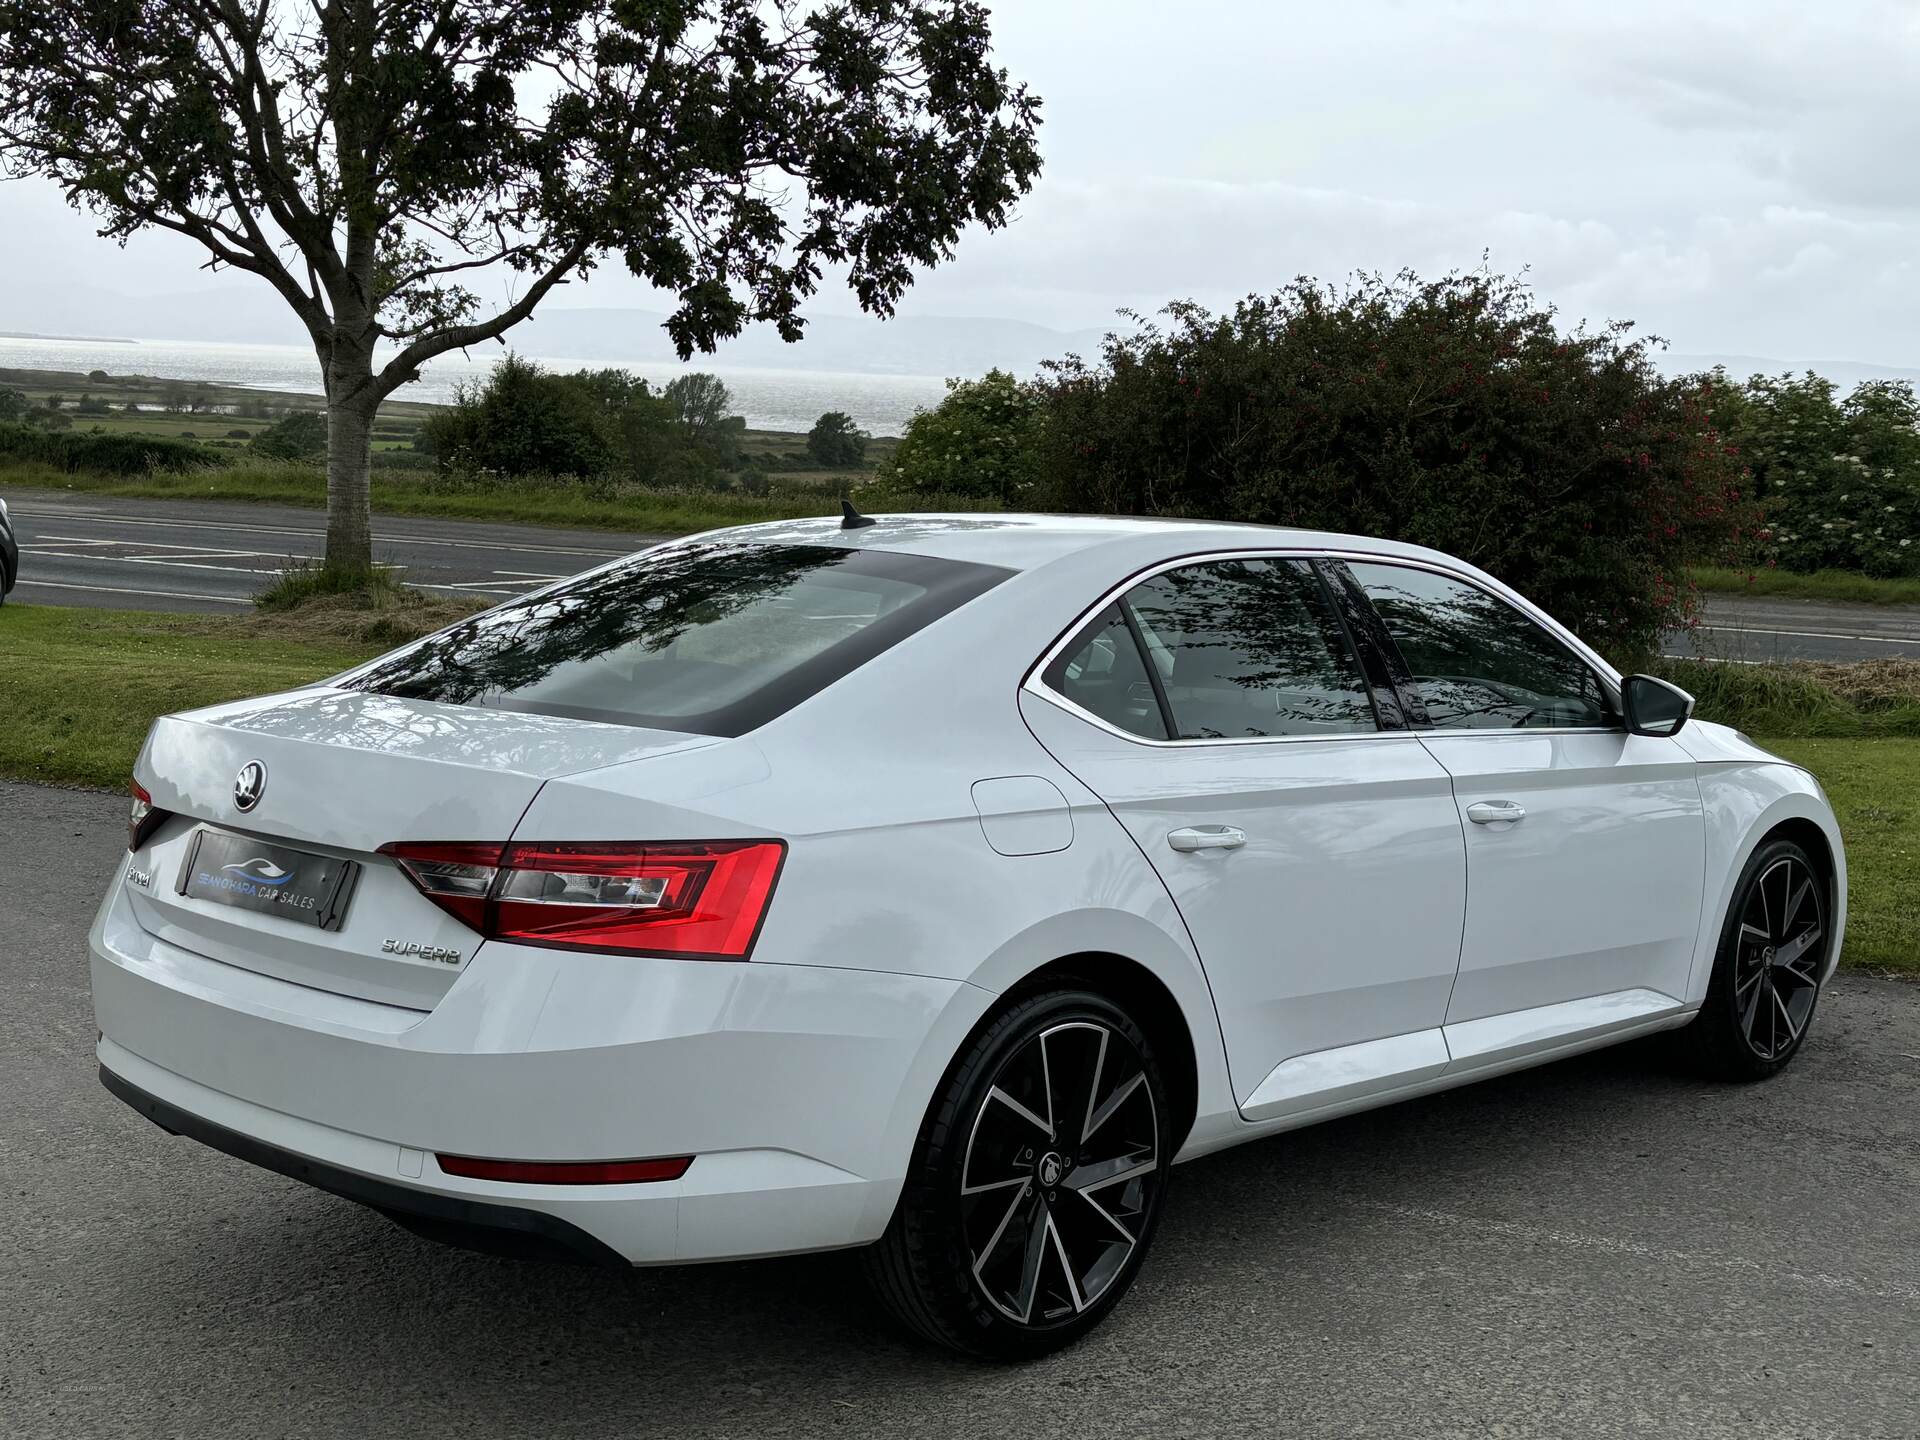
[1622,674,1694,737]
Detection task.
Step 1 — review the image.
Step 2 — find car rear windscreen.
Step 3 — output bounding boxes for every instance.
[337,541,1011,735]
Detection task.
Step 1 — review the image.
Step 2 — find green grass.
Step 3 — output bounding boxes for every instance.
[0,605,385,789]
[1691,565,1920,606]
[9,459,824,532]
[4,459,988,536]
[1649,657,1920,738]
[1759,737,1920,975]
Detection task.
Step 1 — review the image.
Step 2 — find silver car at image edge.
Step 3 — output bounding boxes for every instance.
[0,494,18,603]
[90,511,1845,1358]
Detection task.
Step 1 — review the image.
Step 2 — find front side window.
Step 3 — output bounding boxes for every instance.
[1123,559,1378,740]
[341,541,1009,736]
[1348,562,1612,731]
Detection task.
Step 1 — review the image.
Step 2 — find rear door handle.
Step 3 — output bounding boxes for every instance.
[1466,800,1527,825]
[1168,825,1247,852]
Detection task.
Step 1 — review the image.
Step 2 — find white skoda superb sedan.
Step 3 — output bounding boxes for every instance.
[93,513,1844,1358]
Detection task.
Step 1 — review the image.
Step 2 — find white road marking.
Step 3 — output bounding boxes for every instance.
[1705,623,1920,647]
[29,550,287,577]
[123,551,283,563]
[15,578,251,605]
[37,535,283,553]
[11,507,631,559]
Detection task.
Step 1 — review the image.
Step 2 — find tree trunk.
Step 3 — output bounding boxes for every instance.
[323,375,376,577]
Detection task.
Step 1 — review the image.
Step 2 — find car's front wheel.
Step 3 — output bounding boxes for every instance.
[865,986,1172,1358]
[1688,837,1831,1080]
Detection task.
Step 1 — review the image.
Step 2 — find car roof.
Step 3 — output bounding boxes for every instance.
[703,512,1459,573]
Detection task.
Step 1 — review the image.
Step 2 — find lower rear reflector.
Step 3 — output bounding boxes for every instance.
[436,1153,694,1185]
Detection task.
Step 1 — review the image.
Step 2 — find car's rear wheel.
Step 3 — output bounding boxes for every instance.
[1689,837,1830,1080]
[865,986,1171,1359]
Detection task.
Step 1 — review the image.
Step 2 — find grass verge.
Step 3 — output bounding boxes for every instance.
[0,605,387,789]
[1757,737,1920,975]
[4,460,962,536]
[1650,657,1920,738]
[1691,565,1920,606]
[254,562,488,644]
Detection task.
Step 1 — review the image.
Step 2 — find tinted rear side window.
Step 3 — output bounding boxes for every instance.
[341,542,1010,736]
[1124,559,1378,740]
[1042,605,1170,740]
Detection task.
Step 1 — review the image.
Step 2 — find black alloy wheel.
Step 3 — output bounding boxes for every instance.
[865,987,1171,1358]
[1692,838,1830,1079]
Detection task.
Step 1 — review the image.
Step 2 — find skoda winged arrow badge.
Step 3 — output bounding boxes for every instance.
[233,761,267,813]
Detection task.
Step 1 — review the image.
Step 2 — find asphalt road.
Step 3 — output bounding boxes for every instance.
[3,780,1917,1438]
[2,488,659,611]
[6,487,1920,663]
[1679,594,1920,664]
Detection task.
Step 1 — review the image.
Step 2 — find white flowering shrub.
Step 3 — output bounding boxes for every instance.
[882,369,1044,502]
[1727,374,1920,577]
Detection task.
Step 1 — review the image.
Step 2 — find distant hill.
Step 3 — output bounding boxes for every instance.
[1657,353,1920,388]
[520,307,1112,377]
[0,282,1109,378]
[3,282,1915,388]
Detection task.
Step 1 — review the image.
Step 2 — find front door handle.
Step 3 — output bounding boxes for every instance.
[1168,825,1247,852]
[1466,800,1527,825]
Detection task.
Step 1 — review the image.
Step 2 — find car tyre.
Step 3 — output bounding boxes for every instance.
[864,986,1172,1359]
[1687,837,1830,1081]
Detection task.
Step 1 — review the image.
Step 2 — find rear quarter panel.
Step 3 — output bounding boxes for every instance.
[510,565,1243,1157]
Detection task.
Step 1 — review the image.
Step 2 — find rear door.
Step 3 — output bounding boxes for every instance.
[1020,554,1467,1122]
[1342,561,1705,1053]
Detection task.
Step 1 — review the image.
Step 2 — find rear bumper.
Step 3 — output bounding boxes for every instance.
[101,1062,629,1268]
[90,881,993,1265]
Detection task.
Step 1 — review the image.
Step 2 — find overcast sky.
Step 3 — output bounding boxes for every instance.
[3,0,1916,363]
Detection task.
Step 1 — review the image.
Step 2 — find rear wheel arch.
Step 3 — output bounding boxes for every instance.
[1003,952,1200,1154]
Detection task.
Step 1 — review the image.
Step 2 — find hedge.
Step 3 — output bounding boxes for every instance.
[0,421,220,476]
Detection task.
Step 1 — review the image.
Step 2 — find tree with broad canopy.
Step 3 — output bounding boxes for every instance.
[0,1,1041,574]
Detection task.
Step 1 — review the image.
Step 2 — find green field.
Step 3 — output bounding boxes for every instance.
[0,602,1911,975]
[1690,565,1920,606]
[0,363,438,453]
[0,361,918,534]
[4,458,871,534]
[0,362,901,464]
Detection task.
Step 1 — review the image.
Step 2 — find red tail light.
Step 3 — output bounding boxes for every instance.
[378,840,786,960]
[128,779,168,852]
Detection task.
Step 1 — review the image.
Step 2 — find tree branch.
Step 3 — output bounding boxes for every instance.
[370,238,593,402]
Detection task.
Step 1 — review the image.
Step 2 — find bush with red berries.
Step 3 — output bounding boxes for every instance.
[1031,270,1758,661]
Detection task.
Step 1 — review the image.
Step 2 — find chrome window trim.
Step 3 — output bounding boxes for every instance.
[1021,545,1625,750]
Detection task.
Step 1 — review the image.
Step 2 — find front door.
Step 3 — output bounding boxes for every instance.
[1021,555,1468,1121]
[1344,561,1706,1054]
